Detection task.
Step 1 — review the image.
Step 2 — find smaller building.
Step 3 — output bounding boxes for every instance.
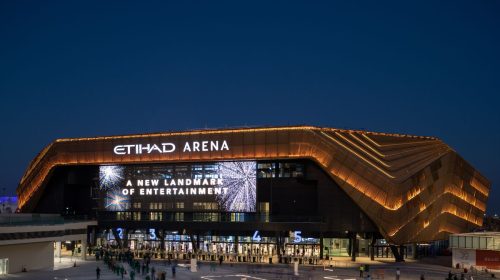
[0,213,96,275]
[450,232,500,270]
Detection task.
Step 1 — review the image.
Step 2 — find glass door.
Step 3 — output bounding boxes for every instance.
[0,258,8,275]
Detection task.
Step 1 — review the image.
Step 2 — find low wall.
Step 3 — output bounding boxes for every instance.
[0,241,54,273]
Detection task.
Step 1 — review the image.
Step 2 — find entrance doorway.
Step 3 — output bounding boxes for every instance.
[0,258,8,275]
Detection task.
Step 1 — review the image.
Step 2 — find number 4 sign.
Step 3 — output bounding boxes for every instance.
[252,230,262,242]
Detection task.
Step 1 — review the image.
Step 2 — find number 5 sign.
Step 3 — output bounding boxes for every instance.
[294,231,302,243]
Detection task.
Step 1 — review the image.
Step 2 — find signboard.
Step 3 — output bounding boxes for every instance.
[100,161,257,212]
[452,248,500,269]
[452,248,476,268]
[476,250,500,269]
[113,140,229,155]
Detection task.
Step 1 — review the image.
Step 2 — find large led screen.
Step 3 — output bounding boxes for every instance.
[99,161,257,212]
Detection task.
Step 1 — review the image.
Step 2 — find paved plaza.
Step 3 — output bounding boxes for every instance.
[1,256,498,280]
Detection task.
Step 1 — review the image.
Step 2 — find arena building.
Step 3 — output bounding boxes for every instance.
[16,126,490,262]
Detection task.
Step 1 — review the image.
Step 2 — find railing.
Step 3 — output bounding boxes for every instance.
[0,213,65,226]
[98,213,326,223]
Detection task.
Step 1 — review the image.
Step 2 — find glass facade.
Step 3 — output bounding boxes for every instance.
[450,233,500,251]
[257,162,305,178]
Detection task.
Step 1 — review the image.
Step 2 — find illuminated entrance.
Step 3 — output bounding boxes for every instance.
[100,230,327,263]
[0,258,8,275]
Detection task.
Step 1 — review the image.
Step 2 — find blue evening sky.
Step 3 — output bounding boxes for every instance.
[0,1,499,213]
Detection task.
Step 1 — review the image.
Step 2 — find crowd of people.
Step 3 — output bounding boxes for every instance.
[95,247,177,280]
[91,245,498,280]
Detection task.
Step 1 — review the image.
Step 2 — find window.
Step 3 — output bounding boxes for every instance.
[205,173,219,179]
[480,237,487,249]
[193,212,219,222]
[193,202,219,210]
[175,212,184,221]
[230,213,245,222]
[486,237,493,249]
[473,236,480,249]
[150,212,163,221]
[132,212,141,221]
[192,165,203,171]
[259,202,270,222]
[466,236,472,248]
[116,212,131,220]
[165,202,174,209]
[258,163,276,178]
[150,203,163,210]
[259,202,270,213]
[258,162,304,178]
[133,202,141,209]
[459,236,465,248]
[279,162,304,178]
[176,202,184,209]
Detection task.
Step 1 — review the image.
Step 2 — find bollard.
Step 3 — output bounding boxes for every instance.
[190,258,197,272]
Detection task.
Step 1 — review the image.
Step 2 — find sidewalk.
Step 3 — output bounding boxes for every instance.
[1,255,497,280]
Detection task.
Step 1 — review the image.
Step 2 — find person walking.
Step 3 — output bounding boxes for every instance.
[96,266,101,280]
[396,268,400,280]
[360,265,365,278]
[171,265,176,278]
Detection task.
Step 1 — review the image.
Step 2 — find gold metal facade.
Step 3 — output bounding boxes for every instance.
[16,126,490,244]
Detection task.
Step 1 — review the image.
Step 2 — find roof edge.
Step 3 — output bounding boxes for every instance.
[52,125,441,143]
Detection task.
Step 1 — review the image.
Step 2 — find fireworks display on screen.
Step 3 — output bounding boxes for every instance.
[99,165,124,190]
[216,161,257,212]
[105,190,130,211]
[99,161,257,212]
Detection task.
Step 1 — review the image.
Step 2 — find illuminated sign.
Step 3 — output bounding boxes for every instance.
[252,231,262,242]
[294,231,302,243]
[149,229,157,240]
[289,230,311,243]
[113,140,229,155]
[100,161,257,212]
[117,228,124,239]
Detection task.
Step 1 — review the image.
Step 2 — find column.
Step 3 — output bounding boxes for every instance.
[319,236,324,259]
[234,236,239,254]
[412,243,417,259]
[350,234,357,262]
[370,236,375,261]
[81,238,87,260]
[55,241,62,259]
[399,245,405,261]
